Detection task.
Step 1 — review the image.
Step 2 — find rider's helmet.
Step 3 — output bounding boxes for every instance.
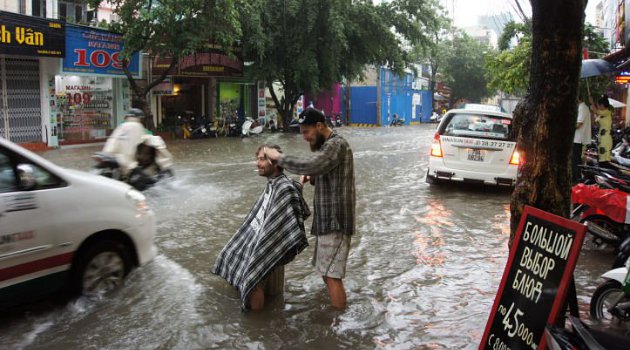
[125,108,145,119]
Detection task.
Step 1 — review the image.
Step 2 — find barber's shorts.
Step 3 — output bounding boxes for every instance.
[312,232,351,279]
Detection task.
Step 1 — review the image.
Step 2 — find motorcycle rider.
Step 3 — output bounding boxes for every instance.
[102,108,147,178]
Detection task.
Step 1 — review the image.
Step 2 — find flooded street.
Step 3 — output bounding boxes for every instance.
[0,125,617,349]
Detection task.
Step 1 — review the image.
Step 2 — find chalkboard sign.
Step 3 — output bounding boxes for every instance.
[479,206,586,350]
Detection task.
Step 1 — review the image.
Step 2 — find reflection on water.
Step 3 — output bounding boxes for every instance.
[0,126,620,349]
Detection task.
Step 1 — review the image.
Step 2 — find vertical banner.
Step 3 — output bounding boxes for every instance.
[47,77,59,147]
[479,206,586,350]
[257,81,266,118]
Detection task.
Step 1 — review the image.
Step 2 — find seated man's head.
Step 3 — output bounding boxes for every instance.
[256,144,283,178]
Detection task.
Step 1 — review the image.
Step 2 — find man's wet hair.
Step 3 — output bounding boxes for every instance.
[256,144,282,155]
[256,144,283,171]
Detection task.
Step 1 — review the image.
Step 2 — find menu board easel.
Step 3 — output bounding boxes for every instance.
[479,206,586,350]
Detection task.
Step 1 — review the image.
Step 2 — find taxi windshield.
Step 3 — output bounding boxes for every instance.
[442,113,513,141]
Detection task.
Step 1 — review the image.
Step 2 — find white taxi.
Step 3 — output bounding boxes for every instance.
[426,107,520,186]
[0,137,157,307]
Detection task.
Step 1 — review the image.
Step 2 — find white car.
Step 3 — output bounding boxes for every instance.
[0,137,157,307]
[426,108,520,186]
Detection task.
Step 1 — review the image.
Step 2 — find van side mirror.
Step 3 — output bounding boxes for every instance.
[17,164,37,190]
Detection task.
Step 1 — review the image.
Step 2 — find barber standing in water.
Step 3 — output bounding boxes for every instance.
[264,107,356,310]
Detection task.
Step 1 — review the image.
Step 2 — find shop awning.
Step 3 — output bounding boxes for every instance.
[603,46,630,69]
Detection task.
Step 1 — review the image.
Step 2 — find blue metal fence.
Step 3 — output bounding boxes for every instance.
[348,86,378,125]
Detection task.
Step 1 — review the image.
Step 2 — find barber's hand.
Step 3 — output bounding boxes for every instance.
[300,175,311,187]
[264,147,281,162]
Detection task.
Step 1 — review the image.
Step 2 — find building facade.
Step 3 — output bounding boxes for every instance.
[0,1,137,147]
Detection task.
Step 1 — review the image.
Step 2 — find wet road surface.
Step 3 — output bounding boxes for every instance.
[0,125,622,349]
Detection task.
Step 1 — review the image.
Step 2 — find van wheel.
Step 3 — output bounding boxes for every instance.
[72,240,132,297]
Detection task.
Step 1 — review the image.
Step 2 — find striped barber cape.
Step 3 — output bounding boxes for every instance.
[212,174,310,310]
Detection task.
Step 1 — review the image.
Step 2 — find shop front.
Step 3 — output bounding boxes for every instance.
[0,10,65,145]
[51,24,139,146]
[151,50,257,134]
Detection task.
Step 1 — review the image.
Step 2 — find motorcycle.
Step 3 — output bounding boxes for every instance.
[389,114,404,126]
[613,236,630,268]
[189,115,217,138]
[333,114,343,127]
[571,173,630,248]
[590,259,630,326]
[92,135,174,191]
[265,112,278,132]
[241,117,263,137]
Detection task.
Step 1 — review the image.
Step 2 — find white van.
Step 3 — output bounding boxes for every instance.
[426,108,520,186]
[0,137,156,307]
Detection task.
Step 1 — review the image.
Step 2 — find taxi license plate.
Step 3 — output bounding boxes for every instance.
[467,149,484,162]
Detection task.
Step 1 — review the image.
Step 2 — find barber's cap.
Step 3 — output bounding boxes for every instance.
[298,107,326,125]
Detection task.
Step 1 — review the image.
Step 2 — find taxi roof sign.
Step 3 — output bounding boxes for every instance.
[463,104,503,112]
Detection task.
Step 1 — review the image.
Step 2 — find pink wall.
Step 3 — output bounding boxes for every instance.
[305,83,342,116]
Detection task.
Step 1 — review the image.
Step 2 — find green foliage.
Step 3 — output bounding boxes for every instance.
[486,38,531,95]
[583,23,610,58]
[497,20,530,51]
[486,21,611,96]
[239,0,440,125]
[410,9,451,94]
[441,32,492,102]
[92,0,240,60]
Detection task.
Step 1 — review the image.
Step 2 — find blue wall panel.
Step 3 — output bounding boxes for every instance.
[420,90,433,122]
[348,86,378,124]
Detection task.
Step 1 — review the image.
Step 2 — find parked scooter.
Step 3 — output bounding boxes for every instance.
[613,236,630,268]
[93,135,174,191]
[265,112,278,132]
[241,117,263,137]
[189,115,217,138]
[571,171,630,248]
[590,259,630,325]
[333,114,343,127]
[389,113,404,126]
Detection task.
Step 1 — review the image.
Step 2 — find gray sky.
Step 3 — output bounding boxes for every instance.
[442,0,597,28]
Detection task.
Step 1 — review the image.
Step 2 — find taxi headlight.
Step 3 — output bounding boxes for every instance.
[126,189,150,217]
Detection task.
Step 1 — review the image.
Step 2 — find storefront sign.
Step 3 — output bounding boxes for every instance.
[616,71,630,84]
[479,206,586,350]
[63,25,140,78]
[152,78,173,95]
[257,81,266,118]
[152,51,244,78]
[0,10,64,57]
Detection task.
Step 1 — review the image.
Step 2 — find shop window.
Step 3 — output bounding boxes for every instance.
[31,0,46,18]
[53,75,115,143]
[58,3,67,21]
[87,9,95,24]
[58,0,87,24]
[75,4,83,23]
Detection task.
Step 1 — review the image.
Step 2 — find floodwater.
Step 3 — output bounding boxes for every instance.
[0,125,620,349]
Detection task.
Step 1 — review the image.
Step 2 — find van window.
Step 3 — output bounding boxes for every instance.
[443,113,513,140]
[0,151,17,192]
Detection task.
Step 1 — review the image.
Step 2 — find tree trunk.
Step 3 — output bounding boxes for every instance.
[268,82,298,132]
[123,56,177,132]
[509,0,586,247]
